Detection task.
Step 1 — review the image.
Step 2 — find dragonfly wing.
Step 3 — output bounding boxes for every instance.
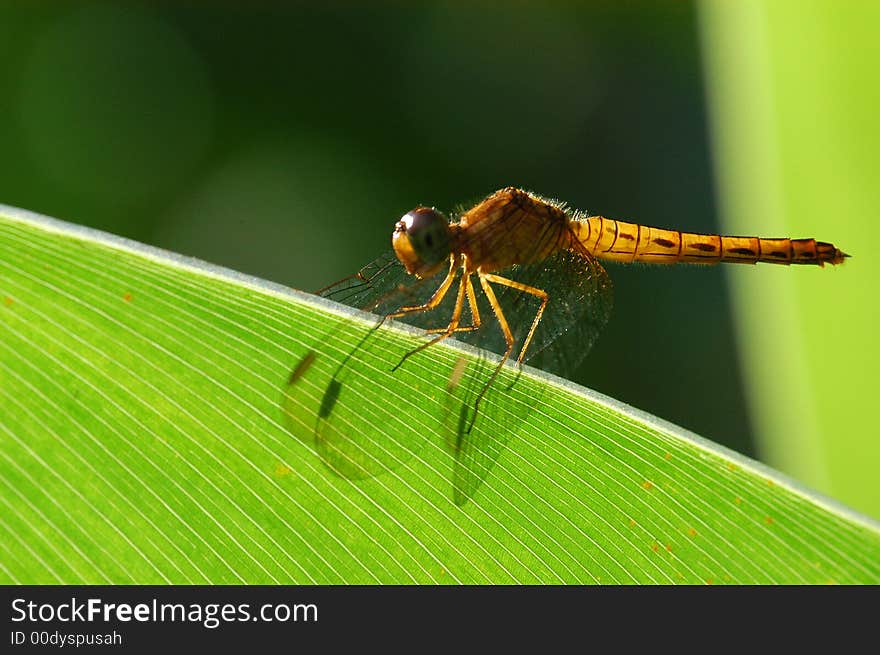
[453,248,613,380]
[319,250,410,312]
[318,250,466,332]
[320,244,613,381]
[519,247,613,377]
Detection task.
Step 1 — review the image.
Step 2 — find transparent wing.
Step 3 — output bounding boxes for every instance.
[320,248,613,379]
[319,250,455,328]
[454,248,613,379]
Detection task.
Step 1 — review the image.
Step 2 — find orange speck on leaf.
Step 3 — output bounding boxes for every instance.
[734,496,742,505]
[766,479,775,487]
[2,296,12,306]
[274,463,292,477]
[664,452,671,460]
[727,462,739,472]
[687,528,697,537]
[705,578,714,585]
[651,542,659,552]
[665,543,672,552]
[123,292,133,302]
[642,480,654,491]
[764,516,774,526]
[628,519,637,528]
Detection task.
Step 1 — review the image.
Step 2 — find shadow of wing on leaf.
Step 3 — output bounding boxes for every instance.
[442,356,542,506]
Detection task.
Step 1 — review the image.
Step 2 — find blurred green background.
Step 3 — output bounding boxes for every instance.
[0,1,875,518]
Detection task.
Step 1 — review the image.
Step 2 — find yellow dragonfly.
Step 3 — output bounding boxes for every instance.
[321,186,848,420]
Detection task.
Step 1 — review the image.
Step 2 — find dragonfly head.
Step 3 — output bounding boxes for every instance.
[393,207,453,278]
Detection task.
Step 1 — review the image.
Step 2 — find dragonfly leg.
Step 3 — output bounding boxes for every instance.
[392,270,468,371]
[481,273,548,364]
[467,274,516,432]
[424,274,482,334]
[386,255,458,320]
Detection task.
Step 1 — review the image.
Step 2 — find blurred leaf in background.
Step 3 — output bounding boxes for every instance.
[700,0,879,517]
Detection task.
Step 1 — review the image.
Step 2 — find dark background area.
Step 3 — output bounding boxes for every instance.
[0,2,754,455]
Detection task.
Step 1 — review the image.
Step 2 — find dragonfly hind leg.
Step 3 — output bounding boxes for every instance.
[480,273,549,364]
[462,273,549,433]
[464,274,517,432]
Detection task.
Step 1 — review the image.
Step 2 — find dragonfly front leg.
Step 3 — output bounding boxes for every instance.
[385,255,458,321]
[392,270,469,372]
[424,274,482,335]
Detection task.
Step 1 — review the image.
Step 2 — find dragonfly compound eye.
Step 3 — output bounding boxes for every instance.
[393,207,452,278]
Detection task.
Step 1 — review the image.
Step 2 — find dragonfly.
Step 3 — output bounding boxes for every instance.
[320,186,848,423]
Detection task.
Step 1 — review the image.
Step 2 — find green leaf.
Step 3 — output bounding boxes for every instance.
[1,205,878,584]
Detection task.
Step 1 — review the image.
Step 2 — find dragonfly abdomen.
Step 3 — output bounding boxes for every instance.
[571,217,848,266]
